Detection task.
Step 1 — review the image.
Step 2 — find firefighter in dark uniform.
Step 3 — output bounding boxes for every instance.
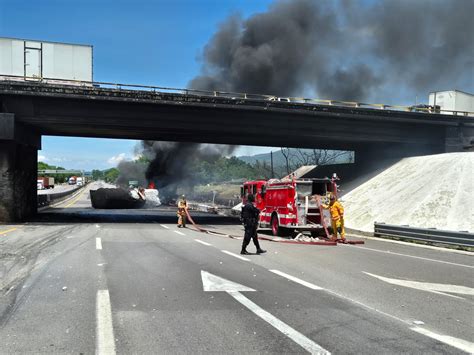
[241,194,266,255]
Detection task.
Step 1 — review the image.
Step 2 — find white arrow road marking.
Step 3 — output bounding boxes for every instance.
[364,272,474,299]
[201,271,330,354]
[201,271,255,292]
[411,327,474,354]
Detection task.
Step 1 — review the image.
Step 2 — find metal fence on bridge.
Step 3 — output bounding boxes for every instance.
[2,74,473,117]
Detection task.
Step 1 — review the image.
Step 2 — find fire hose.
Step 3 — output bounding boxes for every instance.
[185,208,339,246]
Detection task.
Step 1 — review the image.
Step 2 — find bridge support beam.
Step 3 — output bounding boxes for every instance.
[0,113,41,222]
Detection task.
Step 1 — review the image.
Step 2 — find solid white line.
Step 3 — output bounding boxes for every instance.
[221,250,250,261]
[195,239,212,246]
[269,270,324,290]
[174,231,185,236]
[160,224,170,229]
[96,237,102,250]
[411,327,474,354]
[96,290,116,355]
[341,244,473,269]
[229,291,330,354]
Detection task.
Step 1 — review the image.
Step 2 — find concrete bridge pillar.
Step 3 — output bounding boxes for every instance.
[0,113,41,222]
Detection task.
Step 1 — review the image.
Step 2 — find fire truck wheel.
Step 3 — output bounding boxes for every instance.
[271,214,282,236]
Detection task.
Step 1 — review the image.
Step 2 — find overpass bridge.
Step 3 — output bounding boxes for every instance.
[1,79,473,221]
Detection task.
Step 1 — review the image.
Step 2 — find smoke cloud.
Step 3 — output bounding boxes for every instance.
[120,0,473,195]
[190,0,473,103]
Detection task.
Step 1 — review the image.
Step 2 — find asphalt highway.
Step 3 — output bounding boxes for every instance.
[0,182,472,354]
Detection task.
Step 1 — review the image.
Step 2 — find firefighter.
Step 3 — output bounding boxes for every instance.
[177,195,188,228]
[241,194,266,255]
[322,193,346,242]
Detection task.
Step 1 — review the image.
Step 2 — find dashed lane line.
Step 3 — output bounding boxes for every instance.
[0,227,18,236]
[269,270,324,290]
[96,290,116,355]
[268,269,474,353]
[160,224,170,229]
[411,327,474,354]
[221,250,250,261]
[96,237,103,250]
[174,230,186,236]
[341,244,473,269]
[194,239,212,246]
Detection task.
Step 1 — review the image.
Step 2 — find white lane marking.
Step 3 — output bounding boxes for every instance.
[364,272,473,299]
[96,290,116,355]
[174,230,185,236]
[160,224,170,229]
[342,245,473,269]
[230,291,330,354]
[221,250,250,261]
[96,237,103,250]
[195,239,212,246]
[201,271,329,354]
[269,270,323,290]
[201,270,255,292]
[411,327,474,354]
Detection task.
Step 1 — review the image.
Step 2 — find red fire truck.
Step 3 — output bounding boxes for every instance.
[241,175,339,237]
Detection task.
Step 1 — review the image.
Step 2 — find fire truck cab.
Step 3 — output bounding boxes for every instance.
[241,176,339,237]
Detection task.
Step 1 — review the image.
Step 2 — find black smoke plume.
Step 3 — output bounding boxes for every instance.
[190,0,473,103]
[117,141,237,200]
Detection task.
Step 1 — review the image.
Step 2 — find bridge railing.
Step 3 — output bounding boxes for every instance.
[1,74,473,117]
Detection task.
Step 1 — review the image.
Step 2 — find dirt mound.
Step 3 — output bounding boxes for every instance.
[342,152,473,233]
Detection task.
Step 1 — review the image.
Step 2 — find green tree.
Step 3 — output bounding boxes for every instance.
[103,168,119,183]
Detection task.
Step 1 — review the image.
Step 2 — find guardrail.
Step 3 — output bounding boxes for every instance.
[374,223,474,248]
[1,74,473,117]
[37,185,83,208]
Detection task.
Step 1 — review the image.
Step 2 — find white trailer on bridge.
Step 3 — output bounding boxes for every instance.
[429,90,474,116]
[0,37,93,83]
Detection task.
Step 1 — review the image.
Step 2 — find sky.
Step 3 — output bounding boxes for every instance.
[0,0,278,170]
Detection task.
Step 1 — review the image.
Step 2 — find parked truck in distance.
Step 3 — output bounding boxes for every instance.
[68,176,77,185]
[76,177,84,186]
[37,177,55,190]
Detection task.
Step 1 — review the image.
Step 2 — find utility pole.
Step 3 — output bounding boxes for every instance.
[270,151,274,178]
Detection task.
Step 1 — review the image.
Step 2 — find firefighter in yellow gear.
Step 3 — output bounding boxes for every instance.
[177,195,188,228]
[322,194,346,242]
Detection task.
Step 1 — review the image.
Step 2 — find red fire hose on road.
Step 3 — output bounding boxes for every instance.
[185,209,338,246]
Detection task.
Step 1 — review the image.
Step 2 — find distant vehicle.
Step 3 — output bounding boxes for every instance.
[68,176,77,185]
[429,90,474,115]
[37,177,54,189]
[0,37,92,84]
[76,177,84,186]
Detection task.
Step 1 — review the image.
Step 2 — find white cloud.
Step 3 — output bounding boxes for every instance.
[108,153,127,165]
[38,155,47,161]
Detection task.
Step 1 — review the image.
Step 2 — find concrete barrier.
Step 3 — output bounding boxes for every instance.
[37,185,84,208]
